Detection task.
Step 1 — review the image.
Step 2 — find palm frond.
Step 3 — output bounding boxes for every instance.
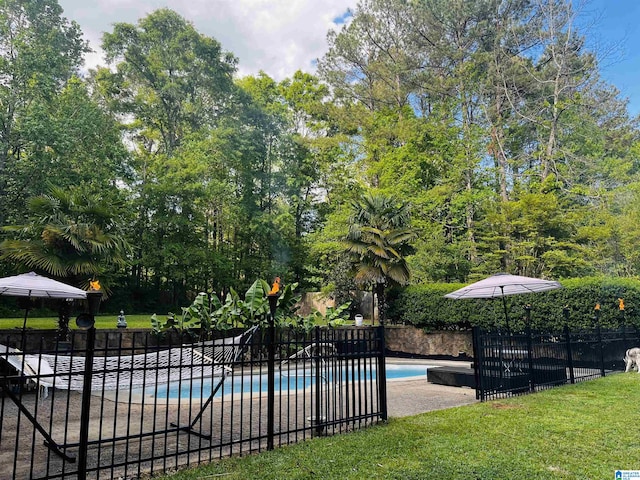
[386,229,418,245]
[366,245,391,259]
[0,186,131,279]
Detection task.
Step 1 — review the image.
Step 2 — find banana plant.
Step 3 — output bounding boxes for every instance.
[300,302,352,328]
[326,303,353,327]
[151,280,310,336]
[150,309,200,339]
[243,280,271,321]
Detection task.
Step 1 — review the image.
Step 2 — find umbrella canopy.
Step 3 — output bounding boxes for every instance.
[444,273,562,331]
[0,272,87,299]
[444,273,562,300]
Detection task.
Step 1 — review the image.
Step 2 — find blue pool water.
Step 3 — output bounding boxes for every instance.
[146,363,433,400]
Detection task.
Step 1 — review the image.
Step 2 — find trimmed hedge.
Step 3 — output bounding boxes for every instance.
[389,277,640,332]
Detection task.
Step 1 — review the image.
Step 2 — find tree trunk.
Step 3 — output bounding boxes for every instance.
[375,282,386,325]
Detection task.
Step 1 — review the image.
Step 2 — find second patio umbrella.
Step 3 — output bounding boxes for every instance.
[444,273,562,330]
[0,272,87,331]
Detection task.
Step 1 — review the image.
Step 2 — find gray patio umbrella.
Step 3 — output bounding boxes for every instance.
[0,272,87,331]
[444,273,562,330]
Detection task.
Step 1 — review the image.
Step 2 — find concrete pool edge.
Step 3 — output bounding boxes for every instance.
[97,358,471,405]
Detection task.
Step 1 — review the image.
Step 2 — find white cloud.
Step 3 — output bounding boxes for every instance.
[58,0,356,80]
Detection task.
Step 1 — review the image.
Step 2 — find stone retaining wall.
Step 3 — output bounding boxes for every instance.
[384,326,473,359]
[0,328,154,352]
[0,326,474,359]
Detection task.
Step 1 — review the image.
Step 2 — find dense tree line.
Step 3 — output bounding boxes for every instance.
[0,0,638,313]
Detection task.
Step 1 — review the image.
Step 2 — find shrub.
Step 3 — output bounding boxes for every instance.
[151,279,353,338]
[389,277,640,332]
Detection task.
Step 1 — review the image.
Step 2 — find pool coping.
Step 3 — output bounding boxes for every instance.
[98,358,464,405]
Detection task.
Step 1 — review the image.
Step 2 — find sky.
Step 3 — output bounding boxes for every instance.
[58,0,358,81]
[58,0,640,116]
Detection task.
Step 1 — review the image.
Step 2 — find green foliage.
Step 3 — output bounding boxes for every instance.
[2,1,640,312]
[150,312,196,340]
[151,279,357,337]
[0,0,93,224]
[317,0,640,286]
[152,280,303,337]
[390,277,640,332]
[0,186,130,286]
[301,302,352,329]
[326,303,353,328]
[344,191,417,323]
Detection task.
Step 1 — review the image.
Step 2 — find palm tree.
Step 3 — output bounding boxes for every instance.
[344,192,417,324]
[1,186,131,336]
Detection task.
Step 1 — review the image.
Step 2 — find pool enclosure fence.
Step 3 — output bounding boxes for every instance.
[0,326,387,480]
[473,325,640,401]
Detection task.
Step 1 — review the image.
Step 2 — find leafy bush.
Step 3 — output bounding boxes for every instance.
[300,302,352,329]
[152,280,301,338]
[151,279,353,338]
[390,277,640,332]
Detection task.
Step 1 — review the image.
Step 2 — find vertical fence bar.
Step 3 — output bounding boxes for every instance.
[313,326,323,436]
[376,325,387,421]
[525,326,535,393]
[471,326,482,400]
[266,296,277,451]
[77,325,96,480]
[563,324,575,384]
[596,323,606,377]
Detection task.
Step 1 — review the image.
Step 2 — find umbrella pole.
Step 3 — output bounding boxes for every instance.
[22,305,29,331]
[501,287,510,332]
[21,293,31,351]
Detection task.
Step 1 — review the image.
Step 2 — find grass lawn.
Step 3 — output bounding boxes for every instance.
[0,315,362,330]
[158,373,638,479]
[0,314,153,330]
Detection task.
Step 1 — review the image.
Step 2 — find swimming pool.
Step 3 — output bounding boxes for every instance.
[144,362,434,401]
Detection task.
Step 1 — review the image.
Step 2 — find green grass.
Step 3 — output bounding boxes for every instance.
[0,314,153,330]
[158,374,638,479]
[0,316,372,330]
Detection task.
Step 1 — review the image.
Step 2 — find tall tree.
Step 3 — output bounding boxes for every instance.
[0,0,88,224]
[101,8,237,155]
[11,76,129,204]
[98,9,240,301]
[344,192,416,323]
[0,186,130,282]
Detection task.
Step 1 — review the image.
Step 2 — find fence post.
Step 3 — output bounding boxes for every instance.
[596,322,606,378]
[472,327,482,401]
[77,290,101,480]
[313,326,324,435]
[563,307,575,384]
[376,325,388,421]
[525,326,535,393]
[266,295,278,450]
[620,301,626,348]
[563,324,575,384]
[77,325,96,480]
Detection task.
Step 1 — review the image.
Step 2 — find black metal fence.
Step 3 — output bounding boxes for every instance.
[0,326,387,480]
[473,325,640,401]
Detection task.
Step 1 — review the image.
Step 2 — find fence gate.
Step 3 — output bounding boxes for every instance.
[472,326,640,402]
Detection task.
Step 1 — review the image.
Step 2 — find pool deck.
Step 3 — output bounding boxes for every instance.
[386,359,477,417]
[1,359,477,478]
